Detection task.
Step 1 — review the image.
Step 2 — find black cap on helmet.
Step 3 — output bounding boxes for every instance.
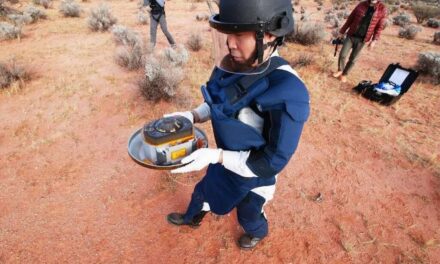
[209,0,294,63]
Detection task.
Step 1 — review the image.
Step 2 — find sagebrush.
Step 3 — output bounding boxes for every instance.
[87,4,117,31]
[416,51,440,84]
[393,12,411,26]
[137,11,148,25]
[24,5,47,23]
[434,31,440,45]
[0,60,31,89]
[398,25,422,39]
[286,22,326,45]
[291,54,314,68]
[33,0,52,9]
[139,46,189,101]
[186,33,202,51]
[0,22,21,40]
[112,25,144,70]
[427,18,440,28]
[59,0,81,17]
[412,2,440,24]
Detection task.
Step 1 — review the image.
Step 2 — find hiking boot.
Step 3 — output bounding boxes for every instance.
[238,234,262,250]
[167,211,207,228]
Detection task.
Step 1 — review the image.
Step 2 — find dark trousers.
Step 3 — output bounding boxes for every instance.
[183,183,269,238]
[150,13,175,47]
[338,36,365,76]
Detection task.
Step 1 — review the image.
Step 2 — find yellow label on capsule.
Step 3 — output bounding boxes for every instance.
[171,148,187,160]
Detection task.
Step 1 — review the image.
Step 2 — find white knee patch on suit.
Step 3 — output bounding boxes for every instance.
[202,202,210,211]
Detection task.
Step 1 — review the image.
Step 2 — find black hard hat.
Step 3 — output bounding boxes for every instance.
[209,0,294,64]
[209,0,294,37]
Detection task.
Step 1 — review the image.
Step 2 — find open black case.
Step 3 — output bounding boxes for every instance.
[353,63,418,106]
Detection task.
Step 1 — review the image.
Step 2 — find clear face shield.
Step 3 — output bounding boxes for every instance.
[211,29,272,75]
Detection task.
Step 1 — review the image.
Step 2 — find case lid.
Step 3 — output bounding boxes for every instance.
[379,63,418,95]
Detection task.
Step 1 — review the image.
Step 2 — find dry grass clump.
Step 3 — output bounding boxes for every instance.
[0,22,21,40]
[24,5,47,22]
[186,33,202,51]
[32,0,52,9]
[87,4,117,32]
[291,54,314,68]
[325,13,340,28]
[411,1,440,24]
[6,5,46,27]
[398,25,422,39]
[137,11,148,25]
[112,24,144,70]
[112,24,140,46]
[393,12,411,26]
[59,0,81,17]
[427,18,440,28]
[163,45,189,66]
[114,46,143,70]
[0,60,32,89]
[195,13,209,21]
[416,51,440,84]
[7,5,47,27]
[8,13,32,25]
[138,45,189,101]
[286,22,326,45]
[434,32,440,45]
[1,0,19,17]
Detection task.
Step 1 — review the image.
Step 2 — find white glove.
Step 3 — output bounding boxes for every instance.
[163,111,194,123]
[171,148,222,173]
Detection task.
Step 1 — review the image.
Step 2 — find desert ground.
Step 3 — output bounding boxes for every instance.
[0,0,439,263]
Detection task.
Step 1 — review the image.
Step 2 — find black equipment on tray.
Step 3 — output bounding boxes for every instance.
[127,116,208,170]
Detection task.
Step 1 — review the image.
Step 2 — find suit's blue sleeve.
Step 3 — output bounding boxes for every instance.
[246,109,305,178]
[143,0,150,6]
[245,70,310,178]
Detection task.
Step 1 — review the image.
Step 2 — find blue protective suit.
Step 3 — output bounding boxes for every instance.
[183,56,310,238]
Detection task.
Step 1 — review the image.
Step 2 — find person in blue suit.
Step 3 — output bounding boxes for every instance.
[165,0,310,249]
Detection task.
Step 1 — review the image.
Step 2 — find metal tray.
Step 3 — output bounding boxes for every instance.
[127,127,208,170]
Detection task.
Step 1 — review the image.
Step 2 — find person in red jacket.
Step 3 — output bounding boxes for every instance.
[333,0,387,83]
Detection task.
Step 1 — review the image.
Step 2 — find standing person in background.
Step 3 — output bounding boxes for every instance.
[142,0,176,48]
[333,0,387,83]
